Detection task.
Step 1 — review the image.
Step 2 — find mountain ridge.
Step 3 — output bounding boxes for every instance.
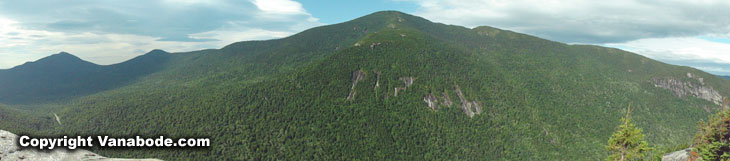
[0,11,729,160]
[0,50,172,104]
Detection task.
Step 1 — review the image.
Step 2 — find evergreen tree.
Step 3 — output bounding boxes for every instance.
[606,105,651,161]
[693,97,730,161]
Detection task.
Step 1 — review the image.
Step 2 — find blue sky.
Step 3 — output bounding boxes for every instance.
[297,0,417,24]
[1,0,729,75]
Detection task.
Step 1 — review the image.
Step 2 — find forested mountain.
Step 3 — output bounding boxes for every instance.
[0,50,171,104]
[1,11,729,160]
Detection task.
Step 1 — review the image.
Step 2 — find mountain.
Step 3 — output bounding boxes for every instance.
[722,75,730,80]
[1,11,729,160]
[0,50,171,104]
[0,104,56,134]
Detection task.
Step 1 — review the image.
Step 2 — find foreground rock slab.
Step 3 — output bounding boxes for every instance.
[1,130,162,161]
[662,148,692,161]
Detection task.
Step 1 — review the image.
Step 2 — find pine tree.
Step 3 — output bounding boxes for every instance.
[693,97,730,161]
[606,105,651,161]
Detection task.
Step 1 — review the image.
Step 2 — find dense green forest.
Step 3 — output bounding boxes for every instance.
[1,11,729,160]
[0,50,170,104]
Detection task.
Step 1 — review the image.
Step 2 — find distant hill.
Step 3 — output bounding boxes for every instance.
[0,50,171,104]
[1,11,729,160]
[0,104,55,134]
[722,75,730,80]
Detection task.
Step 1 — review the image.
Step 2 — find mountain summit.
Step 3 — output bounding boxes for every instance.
[1,11,729,160]
[0,50,170,104]
[8,52,97,71]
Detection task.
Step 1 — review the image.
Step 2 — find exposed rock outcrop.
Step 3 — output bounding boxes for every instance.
[423,93,439,111]
[661,148,693,161]
[53,113,62,125]
[400,77,414,87]
[441,92,453,107]
[652,73,723,105]
[394,77,414,97]
[370,42,381,49]
[687,73,705,85]
[472,101,483,114]
[0,130,161,161]
[454,84,483,118]
[347,70,366,100]
[374,71,381,89]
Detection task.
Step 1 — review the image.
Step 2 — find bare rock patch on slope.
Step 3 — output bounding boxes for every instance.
[652,73,723,105]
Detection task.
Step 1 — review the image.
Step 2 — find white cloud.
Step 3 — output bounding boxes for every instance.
[0,16,296,68]
[607,37,730,63]
[252,0,307,15]
[190,28,292,43]
[404,0,730,43]
[401,0,730,75]
[605,37,730,75]
[0,0,322,69]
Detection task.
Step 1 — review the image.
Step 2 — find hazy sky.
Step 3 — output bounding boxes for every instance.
[0,0,728,75]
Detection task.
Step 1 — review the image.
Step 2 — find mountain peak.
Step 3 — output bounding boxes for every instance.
[10,52,97,71]
[35,52,88,64]
[369,10,407,16]
[48,51,78,59]
[147,49,169,55]
[143,49,170,57]
[350,10,428,25]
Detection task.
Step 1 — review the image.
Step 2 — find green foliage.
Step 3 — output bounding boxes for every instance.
[0,104,56,134]
[606,107,651,161]
[0,11,729,160]
[693,98,730,161]
[0,50,170,104]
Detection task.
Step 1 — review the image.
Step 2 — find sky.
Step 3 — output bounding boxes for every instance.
[0,0,729,75]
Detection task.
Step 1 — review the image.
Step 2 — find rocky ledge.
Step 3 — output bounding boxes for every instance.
[1,130,161,161]
[662,148,692,161]
[652,72,723,105]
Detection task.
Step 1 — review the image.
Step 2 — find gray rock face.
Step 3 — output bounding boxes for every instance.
[652,73,723,105]
[394,77,414,97]
[399,77,414,88]
[454,85,482,118]
[423,93,438,111]
[661,148,692,161]
[441,92,453,107]
[1,130,161,161]
[347,70,366,100]
[374,71,381,89]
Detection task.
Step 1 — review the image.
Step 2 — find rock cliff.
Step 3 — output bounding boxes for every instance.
[652,73,723,105]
